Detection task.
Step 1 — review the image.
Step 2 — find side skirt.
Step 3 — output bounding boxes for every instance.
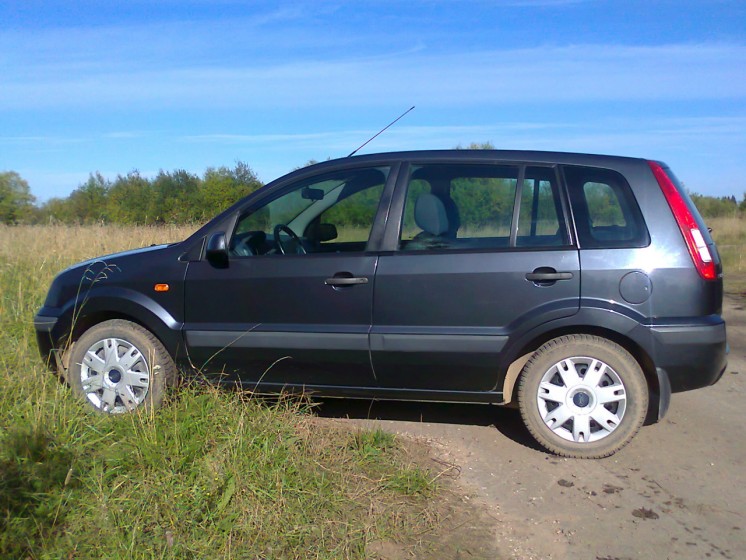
[223,380,506,404]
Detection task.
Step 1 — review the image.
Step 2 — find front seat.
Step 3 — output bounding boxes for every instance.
[405,193,452,250]
[440,193,461,239]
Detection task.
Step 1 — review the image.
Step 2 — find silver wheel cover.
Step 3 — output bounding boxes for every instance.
[537,356,627,443]
[79,337,150,413]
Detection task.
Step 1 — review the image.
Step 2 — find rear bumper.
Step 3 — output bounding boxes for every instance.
[649,318,727,393]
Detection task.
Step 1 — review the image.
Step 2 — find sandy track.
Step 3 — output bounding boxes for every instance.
[320,295,746,559]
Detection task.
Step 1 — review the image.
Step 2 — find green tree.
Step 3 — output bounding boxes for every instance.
[38,197,75,224]
[199,162,262,218]
[0,171,36,224]
[456,141,496,150]
[690,193,739,219]
[107,171,152,224]
[65,173,110,223]
[149,170,201,224]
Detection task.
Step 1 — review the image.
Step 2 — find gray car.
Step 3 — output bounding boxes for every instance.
[35,150,727,458]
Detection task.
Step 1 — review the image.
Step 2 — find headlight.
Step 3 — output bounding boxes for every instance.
[43,277,63,308]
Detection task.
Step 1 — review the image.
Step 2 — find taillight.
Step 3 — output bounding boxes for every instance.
[648,161,717,280]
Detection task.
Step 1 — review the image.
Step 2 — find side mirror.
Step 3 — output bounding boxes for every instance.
[205,232,228,263]
[317,223,338,242]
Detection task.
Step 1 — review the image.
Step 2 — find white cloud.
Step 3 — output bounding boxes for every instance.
[2,43,744,111]
[180,131,340,143]
[170,116,746,159]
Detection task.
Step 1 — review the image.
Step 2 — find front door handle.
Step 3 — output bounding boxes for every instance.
[325,276,369,286]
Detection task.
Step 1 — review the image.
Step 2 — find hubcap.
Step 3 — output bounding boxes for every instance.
[536,356,627,443]
[573,391,591,408]
[79,337,150,413]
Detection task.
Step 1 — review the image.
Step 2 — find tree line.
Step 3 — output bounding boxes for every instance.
[688,193,745,219]
[0,163,263,226]
[1,165,745,226]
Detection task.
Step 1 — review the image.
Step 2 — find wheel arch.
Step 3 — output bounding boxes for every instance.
[500,324,659,418]
[54,289,184,373]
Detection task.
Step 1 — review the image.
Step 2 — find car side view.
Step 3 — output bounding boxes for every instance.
[34,150,727,458]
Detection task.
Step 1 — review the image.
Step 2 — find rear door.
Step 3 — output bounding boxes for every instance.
[371,162,580,391]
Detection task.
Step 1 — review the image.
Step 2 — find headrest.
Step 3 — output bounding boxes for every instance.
[414,193,449,236]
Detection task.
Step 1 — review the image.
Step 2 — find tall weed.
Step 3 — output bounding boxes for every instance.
[709,217,746,292]
[0,225,438,559]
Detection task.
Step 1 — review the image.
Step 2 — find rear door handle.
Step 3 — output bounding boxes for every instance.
[525,272,573,281]
[325,276,369,286]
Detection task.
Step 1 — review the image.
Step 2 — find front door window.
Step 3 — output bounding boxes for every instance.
[230,167,390,257]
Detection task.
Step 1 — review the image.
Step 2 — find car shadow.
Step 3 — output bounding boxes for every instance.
[311,398,545,452]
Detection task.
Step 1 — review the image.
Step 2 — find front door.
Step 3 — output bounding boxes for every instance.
[183,165,393,389]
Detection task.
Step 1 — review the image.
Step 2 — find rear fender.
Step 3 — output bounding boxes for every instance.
[499,307,660,410]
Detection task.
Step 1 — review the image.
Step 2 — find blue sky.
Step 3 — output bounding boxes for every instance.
[1,0,745,202]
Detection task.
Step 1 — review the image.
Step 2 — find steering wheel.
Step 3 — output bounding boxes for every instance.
[273,224,306,255]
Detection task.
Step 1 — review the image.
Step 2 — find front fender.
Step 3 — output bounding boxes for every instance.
[55,286,184,357]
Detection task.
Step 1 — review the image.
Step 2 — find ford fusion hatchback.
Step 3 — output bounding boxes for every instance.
[35,150,727,458]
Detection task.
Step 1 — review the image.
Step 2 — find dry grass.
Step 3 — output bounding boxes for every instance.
[0,224,196,268]
[0,224,442,559]
[708,217,746,293]
[4,217,736,557]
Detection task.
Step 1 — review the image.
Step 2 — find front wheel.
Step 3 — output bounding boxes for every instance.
[517,334,648,458]
[68,319,176,414]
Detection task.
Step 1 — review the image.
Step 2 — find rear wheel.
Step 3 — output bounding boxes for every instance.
[68,319,176,414]
[517,334,648,458]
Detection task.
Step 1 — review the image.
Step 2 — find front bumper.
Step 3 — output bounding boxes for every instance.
[34,312,61,370]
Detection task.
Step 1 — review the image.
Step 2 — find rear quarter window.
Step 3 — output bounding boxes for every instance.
[563,165,649,249]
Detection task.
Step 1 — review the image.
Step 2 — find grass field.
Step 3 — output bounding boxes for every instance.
[708,216,746,294]
[0,225,444,559]
[2,220,743,558]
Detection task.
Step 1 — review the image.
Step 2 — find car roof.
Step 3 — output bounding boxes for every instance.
[294,149,648,175]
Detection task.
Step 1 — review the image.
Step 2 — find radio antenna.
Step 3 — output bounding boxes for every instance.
[347,105,415,157]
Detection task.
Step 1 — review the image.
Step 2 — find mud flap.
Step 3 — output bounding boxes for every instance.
[655,367,672,421]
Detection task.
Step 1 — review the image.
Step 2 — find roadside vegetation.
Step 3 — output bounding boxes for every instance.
[709,216,746,294]
[0,225,445,559]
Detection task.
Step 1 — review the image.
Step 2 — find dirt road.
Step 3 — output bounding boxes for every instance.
[321,295,746,559]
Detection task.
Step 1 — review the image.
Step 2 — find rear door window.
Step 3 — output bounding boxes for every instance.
[563,166,649,248]
[399,164,518,250]
[398,163,569,251]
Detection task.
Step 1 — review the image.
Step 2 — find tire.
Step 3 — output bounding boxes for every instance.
[517,334,648,459]
[68,319,177,414]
